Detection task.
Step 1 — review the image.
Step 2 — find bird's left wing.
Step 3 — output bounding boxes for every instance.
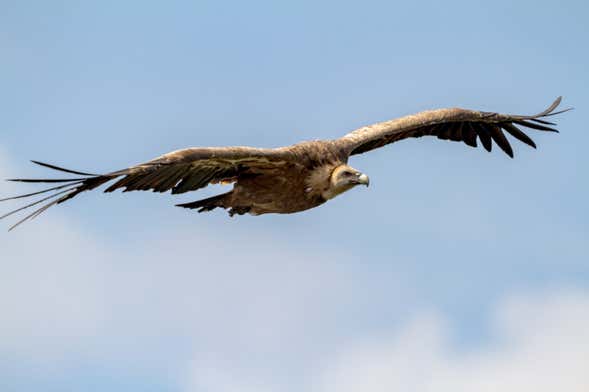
[336,97,569,157]
[1,146,295,230]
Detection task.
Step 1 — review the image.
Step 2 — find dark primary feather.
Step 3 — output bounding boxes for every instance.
[0,181,85,202]
[1,172,111,231]
[501,123,536,148]
[472,122,493,152]
[30,160,98,176]
[7,178,84,183]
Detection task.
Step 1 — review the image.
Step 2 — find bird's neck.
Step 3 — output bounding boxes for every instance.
[305,163,350,200]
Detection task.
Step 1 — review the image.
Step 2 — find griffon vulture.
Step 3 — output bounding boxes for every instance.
[1,97,569,230]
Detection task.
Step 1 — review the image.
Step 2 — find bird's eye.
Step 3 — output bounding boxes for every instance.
[342,171,354,177]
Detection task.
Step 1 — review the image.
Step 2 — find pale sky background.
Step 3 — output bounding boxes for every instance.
[1,1,588,391]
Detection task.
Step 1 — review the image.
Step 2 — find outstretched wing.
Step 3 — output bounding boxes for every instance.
[1,146,295,230]
[336,97,570,157]
[103,146,294,193]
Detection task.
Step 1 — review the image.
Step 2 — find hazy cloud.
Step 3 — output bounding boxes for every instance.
[315,291,589,392]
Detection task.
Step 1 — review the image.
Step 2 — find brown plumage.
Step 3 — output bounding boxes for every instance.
[1,97,570,230]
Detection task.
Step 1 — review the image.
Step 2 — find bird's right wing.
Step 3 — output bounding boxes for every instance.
[1,146,296,230]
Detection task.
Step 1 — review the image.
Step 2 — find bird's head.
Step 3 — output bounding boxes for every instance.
[323,164,369,200]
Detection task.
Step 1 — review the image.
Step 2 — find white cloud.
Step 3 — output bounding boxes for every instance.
[315,291,589,392]
[0,214,351,360]
[185,361,276,392]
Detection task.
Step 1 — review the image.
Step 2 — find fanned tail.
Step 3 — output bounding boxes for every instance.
[1,161,112,231]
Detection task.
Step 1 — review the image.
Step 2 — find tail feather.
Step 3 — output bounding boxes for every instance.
[1,161,112,230]
[176,192,231,213]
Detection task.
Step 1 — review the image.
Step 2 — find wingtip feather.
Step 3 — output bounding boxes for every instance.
[30,160,98,176]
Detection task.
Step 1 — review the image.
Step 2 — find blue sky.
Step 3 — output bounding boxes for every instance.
[1,1,588,391]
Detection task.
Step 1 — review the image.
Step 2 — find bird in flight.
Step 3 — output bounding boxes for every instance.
[1,97,569,230]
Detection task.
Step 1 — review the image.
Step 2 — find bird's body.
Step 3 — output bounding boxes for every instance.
[115,140,352,216]
[1,97,569,230]
[184,144,333,216]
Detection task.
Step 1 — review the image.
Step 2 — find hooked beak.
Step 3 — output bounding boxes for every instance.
[357,173,370,187]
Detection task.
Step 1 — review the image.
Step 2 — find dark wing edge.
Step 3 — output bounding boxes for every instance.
[0,162,113,231]
[1,146,293,230]
[337,96,572,157]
